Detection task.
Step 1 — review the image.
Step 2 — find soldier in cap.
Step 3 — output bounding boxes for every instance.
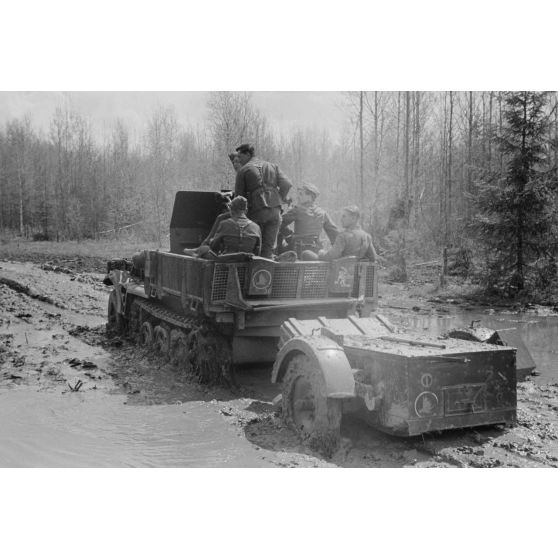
[228,152,242,172]
[279,181,339,259]
[318,205,377,261]
[209,196,261,256]
[234,143,293,258]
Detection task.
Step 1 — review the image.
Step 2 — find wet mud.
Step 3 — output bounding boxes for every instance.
[1,258,558,467]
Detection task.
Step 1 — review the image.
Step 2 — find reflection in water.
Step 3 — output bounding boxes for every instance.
[0,388,268,467]
[386,310,558,384]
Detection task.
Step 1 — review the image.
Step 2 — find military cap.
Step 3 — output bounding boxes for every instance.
[343,205,361,219]
[299,182,320,197]
[230,196,248,212]
[235,143,255,156]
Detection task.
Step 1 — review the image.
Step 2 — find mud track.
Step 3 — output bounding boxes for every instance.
[1,257,557,467]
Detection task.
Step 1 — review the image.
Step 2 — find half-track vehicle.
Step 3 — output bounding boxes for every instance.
[106,190,520,453]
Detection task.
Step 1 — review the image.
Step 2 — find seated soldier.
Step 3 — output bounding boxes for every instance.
[279,182,339,260]
[185,153,239,254]
[200,190,233,246]
[209,196,262,256]
[318,205,377,261]
[199,153,241,245]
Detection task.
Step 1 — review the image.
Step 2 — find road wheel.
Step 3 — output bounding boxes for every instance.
[154,325,170,355]
[282,353,342,457]
[169,329,188,365]
[127,299,141,337]
[139,321,154,347]
[107,290,124,334]
[186,325,233,385]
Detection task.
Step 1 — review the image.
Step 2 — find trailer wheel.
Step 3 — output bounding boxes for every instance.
[107,290,124,334]
[139,321,154,346]
[282,353,342,457]
[154,325,170,355]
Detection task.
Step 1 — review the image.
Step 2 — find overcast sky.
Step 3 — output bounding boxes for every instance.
[0,91,347,142]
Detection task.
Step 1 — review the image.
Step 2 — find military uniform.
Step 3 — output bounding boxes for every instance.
[280,203,339,256]
[319,224,377,261]
[235,158,293,258]
[200,211,230,246]
[210,215,261,256]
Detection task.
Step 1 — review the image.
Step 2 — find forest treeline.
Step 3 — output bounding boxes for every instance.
[1,91,557,296]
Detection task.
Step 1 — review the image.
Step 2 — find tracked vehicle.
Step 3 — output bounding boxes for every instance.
[106,190,519,452]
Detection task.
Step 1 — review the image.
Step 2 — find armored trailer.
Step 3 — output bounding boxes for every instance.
[272,316,516,453]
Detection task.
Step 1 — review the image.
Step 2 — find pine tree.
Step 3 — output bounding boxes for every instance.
[474,91,558,295]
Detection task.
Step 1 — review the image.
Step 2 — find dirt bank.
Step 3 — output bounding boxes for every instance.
[1,256,557,467]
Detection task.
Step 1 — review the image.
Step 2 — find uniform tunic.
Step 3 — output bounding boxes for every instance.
[210,216,262,256]
[319,224,377,261]
[280,203,339,244]
[234,158,293,213]
[202,211,230,246]
[234,157,293,258]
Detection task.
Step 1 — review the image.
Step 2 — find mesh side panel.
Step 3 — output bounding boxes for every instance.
[211,264,229,301]
[237,266,247,290]
[352,269,360,297]
[365,265,375,297]
[301,265,329,298]
[271,267,299,298]
[211,264,248,302]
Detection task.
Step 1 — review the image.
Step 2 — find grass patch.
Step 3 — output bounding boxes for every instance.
[0,238,169,273]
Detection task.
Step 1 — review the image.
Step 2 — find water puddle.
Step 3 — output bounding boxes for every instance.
[0,386,269,467]
[385,310,558,384]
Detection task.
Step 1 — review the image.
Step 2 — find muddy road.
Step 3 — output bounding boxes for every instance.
[1,257,558,467]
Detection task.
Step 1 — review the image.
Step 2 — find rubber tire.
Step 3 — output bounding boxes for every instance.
[107,290,124,334]
[154,325,170,355]
[139,321,154,346]
[281,353,342,457]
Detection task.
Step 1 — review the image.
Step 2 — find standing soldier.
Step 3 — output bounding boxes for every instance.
[279,182,339,259]
[228,152,242,172]
[234,143,293,258]
[318,205,377,261]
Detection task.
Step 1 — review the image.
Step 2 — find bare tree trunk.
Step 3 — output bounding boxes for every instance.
[440,92,447,240]
[17,161,25,236]
[372,91,379,210]
[488,91,494,171]
[516,92,528,290]
[0,166,4,232]
[19,191,24,235]
[412,92,421,225]
[446,91,454,246]
[466,91,473,219]
[404,91,411,213]
[395,91,401,185]
[359,91,364,208]
[481,92,487,164]
[504,91,508,174]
